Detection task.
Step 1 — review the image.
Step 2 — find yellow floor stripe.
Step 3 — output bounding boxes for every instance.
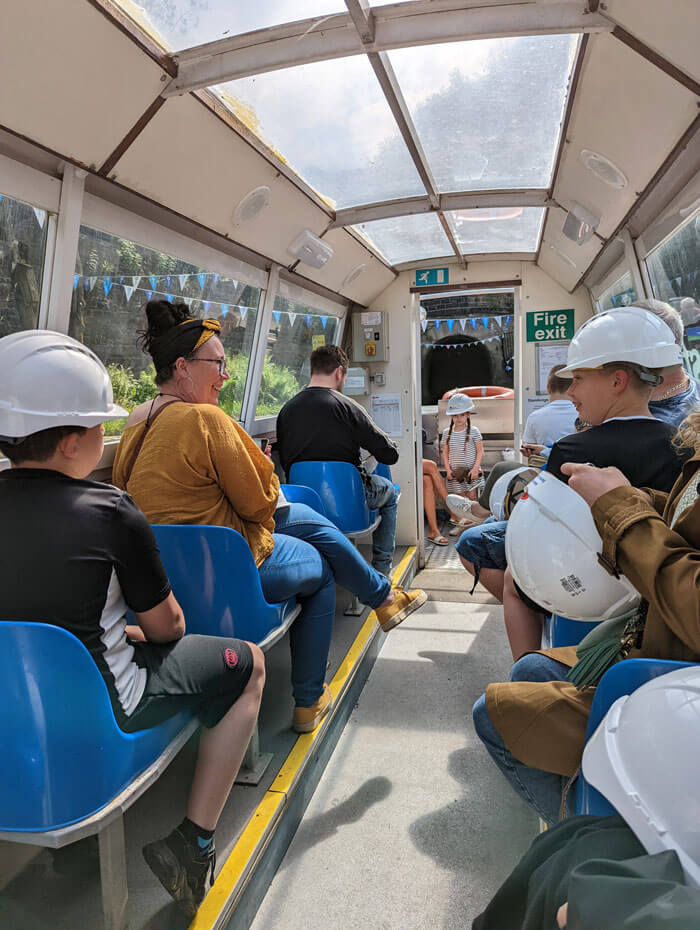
[191,546,416,929]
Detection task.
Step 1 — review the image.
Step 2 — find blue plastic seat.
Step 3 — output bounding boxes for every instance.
[152,524,299,648]
[374,462,401,496]
[575,658,696,816]
[0,621,190,832]
[550,614,600,648]
[289,461,380,536]
[279,482,328,518]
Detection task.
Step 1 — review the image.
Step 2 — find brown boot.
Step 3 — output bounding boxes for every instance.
[375,587,428,632]
[293,684,333,733]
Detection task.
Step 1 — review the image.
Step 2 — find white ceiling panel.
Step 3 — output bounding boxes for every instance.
[0,0,167,168]
[539,207,602,292]
[553,32,698,239]
[605,0,700,83]
[295,227,395,305]
[110,94,331,267]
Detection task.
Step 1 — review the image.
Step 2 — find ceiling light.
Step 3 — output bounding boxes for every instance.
[232,185,270,226]
[549,245,577,269]
[287,229,334,269]
[580,149,628,190]
[562,202,599,245]
[342,263,366,288]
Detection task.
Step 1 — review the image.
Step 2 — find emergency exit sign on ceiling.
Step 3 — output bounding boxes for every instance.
[526,309,575,342]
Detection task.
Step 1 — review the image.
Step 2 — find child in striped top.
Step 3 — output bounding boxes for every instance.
[441,393,485,533]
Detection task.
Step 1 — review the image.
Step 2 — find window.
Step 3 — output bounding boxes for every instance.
[0,191,49,338]
[596,270,637,311]
[69,225,261,433]
[255,295,342,418]
[645,212,700,380]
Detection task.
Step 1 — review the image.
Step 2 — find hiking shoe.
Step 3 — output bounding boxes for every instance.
[142,828,215,918]
[446,494,486,525]
[293,683,332,733]
[375,587,428,632]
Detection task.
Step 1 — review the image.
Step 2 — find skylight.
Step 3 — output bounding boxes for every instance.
[388,35,579,192]
[445,207,545,253]
[357,213,452,266]
[216,56,425,209]
[124,0,347,50]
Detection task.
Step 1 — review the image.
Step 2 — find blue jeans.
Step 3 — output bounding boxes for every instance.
[472,653,576,825]
[258,533,335,707]
[455,518,507,589]
[364,474,398,576]
[275,503,391,608]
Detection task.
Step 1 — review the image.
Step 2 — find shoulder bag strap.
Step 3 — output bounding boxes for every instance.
[121,398,181,491]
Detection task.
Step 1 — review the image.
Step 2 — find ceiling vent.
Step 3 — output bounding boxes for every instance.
[287,229,334,269]
[562,202,599,245]
[342,263,366,288]
[233,185,270,226]
[580,149,628,189]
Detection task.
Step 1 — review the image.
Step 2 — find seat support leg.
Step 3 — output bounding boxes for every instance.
[98,816,128,930]
[344,538,366,617]
[235,723,273,786]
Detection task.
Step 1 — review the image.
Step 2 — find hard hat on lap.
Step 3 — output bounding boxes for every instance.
[582,666,700,887]
[446,393,475,415]
[489,465,532,521]
[0,330,127,441]
[505,471,640,621]
[558,307,681,378]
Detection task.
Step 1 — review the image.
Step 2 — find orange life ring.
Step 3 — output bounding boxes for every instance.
[442,386,514,400]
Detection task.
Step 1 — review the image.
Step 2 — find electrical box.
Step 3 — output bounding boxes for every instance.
[344,366,370,396]
[351,311,389,362]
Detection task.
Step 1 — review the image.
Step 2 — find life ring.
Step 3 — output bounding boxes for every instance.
[442,386,514,400]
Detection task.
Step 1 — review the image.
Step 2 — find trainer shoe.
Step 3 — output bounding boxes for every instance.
[375,586,428,632]
[446,494,486,525]
[293,683,333,733]
[142,827,216,918]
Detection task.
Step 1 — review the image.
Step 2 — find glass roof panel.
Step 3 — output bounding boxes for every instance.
[216,57,426,209]
[123,0,347,50]
[388,35,579,192]
[357,213,452,265]
[446,207,545,253]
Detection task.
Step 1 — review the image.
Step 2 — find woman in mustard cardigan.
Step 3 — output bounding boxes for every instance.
[114,300,425,733]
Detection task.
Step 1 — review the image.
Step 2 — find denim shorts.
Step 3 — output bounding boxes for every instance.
[455,518,508,582]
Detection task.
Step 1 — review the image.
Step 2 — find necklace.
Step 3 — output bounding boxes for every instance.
[655,376,689,401]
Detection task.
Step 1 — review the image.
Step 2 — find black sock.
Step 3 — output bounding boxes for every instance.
[178,817,215,855]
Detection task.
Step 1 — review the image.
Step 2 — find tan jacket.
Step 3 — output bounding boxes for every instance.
[113,403,279,567]
[486,450,700,776]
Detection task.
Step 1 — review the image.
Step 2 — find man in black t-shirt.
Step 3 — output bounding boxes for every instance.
[277,345,400,576]
[0,331,264,917]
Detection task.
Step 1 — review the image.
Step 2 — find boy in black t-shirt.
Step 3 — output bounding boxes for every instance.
[0,332,264,917]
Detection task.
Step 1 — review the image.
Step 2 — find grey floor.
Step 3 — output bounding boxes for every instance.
[251,518,537,930]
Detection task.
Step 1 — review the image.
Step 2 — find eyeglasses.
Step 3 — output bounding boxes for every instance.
[187,357,228,376]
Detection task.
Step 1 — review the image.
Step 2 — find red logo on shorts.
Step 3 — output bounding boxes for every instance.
[224,648,239,669]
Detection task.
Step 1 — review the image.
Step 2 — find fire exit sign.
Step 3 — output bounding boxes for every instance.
[526,309,575,342]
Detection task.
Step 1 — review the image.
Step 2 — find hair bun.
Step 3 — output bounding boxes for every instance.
[140,299,191,355]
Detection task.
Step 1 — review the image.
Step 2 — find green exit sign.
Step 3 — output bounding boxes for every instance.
[526,309,574,342]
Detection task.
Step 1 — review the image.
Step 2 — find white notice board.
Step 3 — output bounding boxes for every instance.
[536,342,570,394]
[371,393,403,437]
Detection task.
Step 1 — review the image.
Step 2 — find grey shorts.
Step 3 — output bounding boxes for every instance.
[121,634,254,732]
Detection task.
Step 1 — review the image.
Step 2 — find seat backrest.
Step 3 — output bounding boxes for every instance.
[279,483,328,518]
[152,524,280,643]
[550,615,601,649]
[289,461,374,533]
[374,463,392,482]
[0,622,129,831]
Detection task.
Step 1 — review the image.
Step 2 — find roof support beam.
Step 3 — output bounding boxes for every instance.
[345,0,375,45]
[163,1,612,96]
[608,22,700,97]
[331,190,554,228]
[437,213,467,268]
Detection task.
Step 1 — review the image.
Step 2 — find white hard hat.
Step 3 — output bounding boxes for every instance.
[505,471,640,621]
[0,330,128,441]
[446,393,475,415]
[582,666,700,888]
[489,465,532,521]
[558,307,682,377]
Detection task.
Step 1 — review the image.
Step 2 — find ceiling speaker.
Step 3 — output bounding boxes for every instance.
[580,150,628,190]
[342,263,366,288]
[233,186,270,226]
